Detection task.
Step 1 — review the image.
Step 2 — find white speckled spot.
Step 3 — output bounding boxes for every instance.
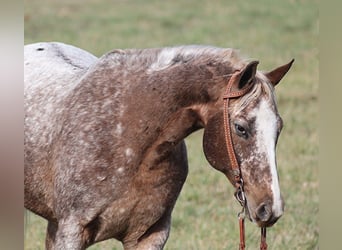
[125,148,133,157]
[97,176,107,181]
[115,123,123,135]
[117,167,124,174]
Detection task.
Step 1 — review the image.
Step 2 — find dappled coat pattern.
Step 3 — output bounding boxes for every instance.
[24,42,293,249]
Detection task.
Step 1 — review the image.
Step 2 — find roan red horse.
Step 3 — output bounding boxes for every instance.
[24,42,293,249]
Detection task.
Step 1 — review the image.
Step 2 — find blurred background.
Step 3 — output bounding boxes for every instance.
[24,0,318,249]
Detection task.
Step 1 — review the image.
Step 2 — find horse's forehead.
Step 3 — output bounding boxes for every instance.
[253,94,277,118]
[235,86,277,121]
[254,98,278,136]
[235,85,279,168]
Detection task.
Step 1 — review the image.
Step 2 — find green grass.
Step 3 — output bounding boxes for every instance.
[24,0,318,249]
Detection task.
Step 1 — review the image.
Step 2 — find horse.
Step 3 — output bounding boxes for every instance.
[24,42,293,249]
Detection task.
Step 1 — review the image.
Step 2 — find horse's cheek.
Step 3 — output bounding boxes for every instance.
[202,114,228,174]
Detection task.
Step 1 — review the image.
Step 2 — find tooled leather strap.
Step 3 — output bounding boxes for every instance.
[222,71,254,187]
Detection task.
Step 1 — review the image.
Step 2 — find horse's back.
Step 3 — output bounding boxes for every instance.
[24,42,98,218]
[25,42,98,87]
[24,42,97,71]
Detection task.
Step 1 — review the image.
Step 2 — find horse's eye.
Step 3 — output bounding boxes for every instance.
[235,123,247,138]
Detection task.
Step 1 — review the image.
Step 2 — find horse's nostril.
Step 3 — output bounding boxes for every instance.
[256,203,271,222]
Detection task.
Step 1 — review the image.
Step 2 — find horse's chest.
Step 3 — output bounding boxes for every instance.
[100,142,188,241]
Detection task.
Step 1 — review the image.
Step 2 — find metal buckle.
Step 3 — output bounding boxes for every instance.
[238,205,245,219]
[234,179,246,207]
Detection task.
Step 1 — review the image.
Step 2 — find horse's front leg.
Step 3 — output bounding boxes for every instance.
[46,216,86,250]
[46,221,57,249]
[124,212,171,250]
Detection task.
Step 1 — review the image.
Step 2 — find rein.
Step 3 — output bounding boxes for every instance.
[222,71,268,250]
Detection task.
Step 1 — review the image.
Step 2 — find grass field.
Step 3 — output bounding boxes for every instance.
[24,0,318,249]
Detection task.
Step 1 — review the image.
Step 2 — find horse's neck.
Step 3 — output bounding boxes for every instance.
[75,56,230,168]
[132,70,226,168]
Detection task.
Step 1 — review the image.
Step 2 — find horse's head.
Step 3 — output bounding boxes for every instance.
[203,59,294,227]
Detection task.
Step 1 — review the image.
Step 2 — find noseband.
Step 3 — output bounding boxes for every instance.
[222,71,268,250]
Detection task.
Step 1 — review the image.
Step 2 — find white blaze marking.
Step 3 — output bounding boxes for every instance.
[255,99,283,216]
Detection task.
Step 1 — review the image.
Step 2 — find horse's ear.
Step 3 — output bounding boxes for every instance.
[265,59,295,86]
[238,61,259,89]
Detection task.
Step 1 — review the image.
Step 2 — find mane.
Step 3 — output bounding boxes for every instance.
[102,45,248,73]
[147,45,247,72]
[95,45,276,115]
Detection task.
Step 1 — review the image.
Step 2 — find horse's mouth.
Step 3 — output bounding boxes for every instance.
[256,214,281,227]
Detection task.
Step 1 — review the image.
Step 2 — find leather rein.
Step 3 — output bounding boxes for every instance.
[222,71,268,250]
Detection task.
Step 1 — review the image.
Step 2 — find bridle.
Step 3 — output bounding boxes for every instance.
[222,71,268,250]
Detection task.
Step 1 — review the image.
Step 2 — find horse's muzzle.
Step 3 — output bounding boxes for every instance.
[254,199,284,227]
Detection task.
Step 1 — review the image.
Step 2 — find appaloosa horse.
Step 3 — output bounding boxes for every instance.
[24,42,293,249]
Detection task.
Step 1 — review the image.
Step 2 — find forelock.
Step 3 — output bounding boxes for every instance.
[231,72,276,115]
